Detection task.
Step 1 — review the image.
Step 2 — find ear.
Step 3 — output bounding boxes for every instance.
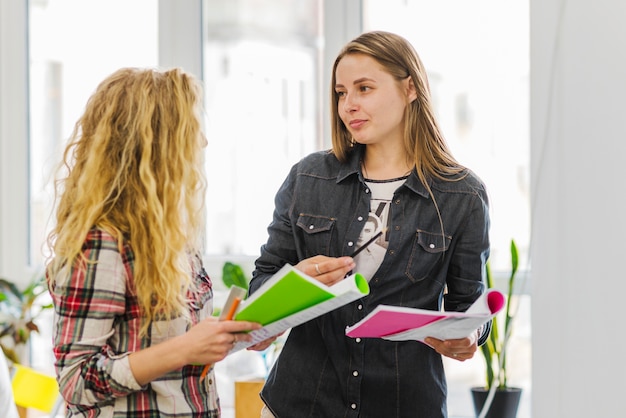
[405,76,418,103]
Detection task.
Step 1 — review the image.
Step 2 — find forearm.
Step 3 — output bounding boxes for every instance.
[55,345,143,406]
[128,334,189,385]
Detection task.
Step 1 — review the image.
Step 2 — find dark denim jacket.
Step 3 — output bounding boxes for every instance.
[250,145,490,418]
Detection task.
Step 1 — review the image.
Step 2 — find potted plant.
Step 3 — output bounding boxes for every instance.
[0,273,53,365]
[471,239,523,418]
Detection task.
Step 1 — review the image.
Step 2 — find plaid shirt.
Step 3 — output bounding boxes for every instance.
[50,229,219,417]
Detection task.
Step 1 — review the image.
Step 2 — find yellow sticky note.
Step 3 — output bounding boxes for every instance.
[11,364,59,412]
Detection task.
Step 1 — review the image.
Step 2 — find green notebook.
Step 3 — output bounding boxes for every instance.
[234,265,362,325]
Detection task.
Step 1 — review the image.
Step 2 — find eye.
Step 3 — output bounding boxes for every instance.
[359,85,371,92]
[335,90,346,98]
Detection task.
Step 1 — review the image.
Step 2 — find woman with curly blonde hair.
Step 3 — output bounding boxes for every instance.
[46,67,260,417]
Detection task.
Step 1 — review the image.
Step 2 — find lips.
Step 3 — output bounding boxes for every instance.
[349,119,367,129]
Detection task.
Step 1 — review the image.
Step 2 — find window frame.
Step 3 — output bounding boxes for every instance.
[0,0,363,287]
[1,1,530,416]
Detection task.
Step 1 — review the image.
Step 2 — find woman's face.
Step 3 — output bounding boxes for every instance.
[335,53,415,147]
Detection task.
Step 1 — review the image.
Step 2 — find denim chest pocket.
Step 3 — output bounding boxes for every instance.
[405,229,452,283]
[296,213,336,257]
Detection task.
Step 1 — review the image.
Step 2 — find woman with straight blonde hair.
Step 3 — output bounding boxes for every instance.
[249,31,491,417]
[46,67,260,417]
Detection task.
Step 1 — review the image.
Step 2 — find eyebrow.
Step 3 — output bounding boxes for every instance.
[335,77,376,89]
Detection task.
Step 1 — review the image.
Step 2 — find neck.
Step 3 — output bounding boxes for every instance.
[361,154,413,180]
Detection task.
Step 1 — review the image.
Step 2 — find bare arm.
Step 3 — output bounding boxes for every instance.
[129,318,261,385]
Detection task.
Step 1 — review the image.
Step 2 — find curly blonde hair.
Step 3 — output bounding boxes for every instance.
[330,31,466,184]
[47,67,207,334]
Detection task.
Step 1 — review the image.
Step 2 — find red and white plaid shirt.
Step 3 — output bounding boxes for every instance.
[49,229,219,417]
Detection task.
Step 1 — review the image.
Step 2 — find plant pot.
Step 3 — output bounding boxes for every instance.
[470,387,522,418]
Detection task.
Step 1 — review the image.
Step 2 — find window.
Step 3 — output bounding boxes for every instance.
[5,1,531,415]
[363,0,530,272]
[362,1,531,416]
[26,0,158,373]
[202,0,323,256]
[29,0,159,268]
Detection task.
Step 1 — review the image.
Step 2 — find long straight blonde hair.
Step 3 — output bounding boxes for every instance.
[47,67,207,334]
[330,31,466,185]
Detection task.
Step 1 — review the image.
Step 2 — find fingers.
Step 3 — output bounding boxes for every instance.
[186,319,263,366]
[206,328,250,360]
[424,336,477,362]
[297,256,356,285]
[220,320,262,333]
[247,336,278,352]
[194,320,257,349]
[447,351,471,361]
[230,333,242,347]
[314,263,322,275]
[218,320,261,347]
[199,320,260,344]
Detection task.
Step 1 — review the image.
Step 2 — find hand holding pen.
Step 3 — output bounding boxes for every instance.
[199,297,241,382]
[199,286,250,382]
[297,228,386,286]
[351,228,386,258]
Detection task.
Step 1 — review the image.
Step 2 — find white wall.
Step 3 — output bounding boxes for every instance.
[530,1,626,416]
[0,1,29,284]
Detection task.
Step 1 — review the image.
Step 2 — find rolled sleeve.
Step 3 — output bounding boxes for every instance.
[51,231,143,406]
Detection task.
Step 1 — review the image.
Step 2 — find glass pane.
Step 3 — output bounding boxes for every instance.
[362,2,531,417]
[28,0,158,267]
[28,0,158,373]
[202,0,323,256]
[363,0,530,273]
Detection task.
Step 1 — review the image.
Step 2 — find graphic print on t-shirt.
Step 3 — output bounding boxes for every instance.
[353,178,406,280]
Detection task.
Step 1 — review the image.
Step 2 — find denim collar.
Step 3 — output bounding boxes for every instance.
[336,144,431,199]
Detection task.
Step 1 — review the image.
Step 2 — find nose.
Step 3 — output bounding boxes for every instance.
[342,92,358,113]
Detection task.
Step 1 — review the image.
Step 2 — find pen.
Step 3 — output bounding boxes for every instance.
[199,296,241,382]
[351,228,385,258]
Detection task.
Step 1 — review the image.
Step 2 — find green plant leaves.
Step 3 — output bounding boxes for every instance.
[222,262,249,290]
[0,273,52,363]
[482,239,520,390]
